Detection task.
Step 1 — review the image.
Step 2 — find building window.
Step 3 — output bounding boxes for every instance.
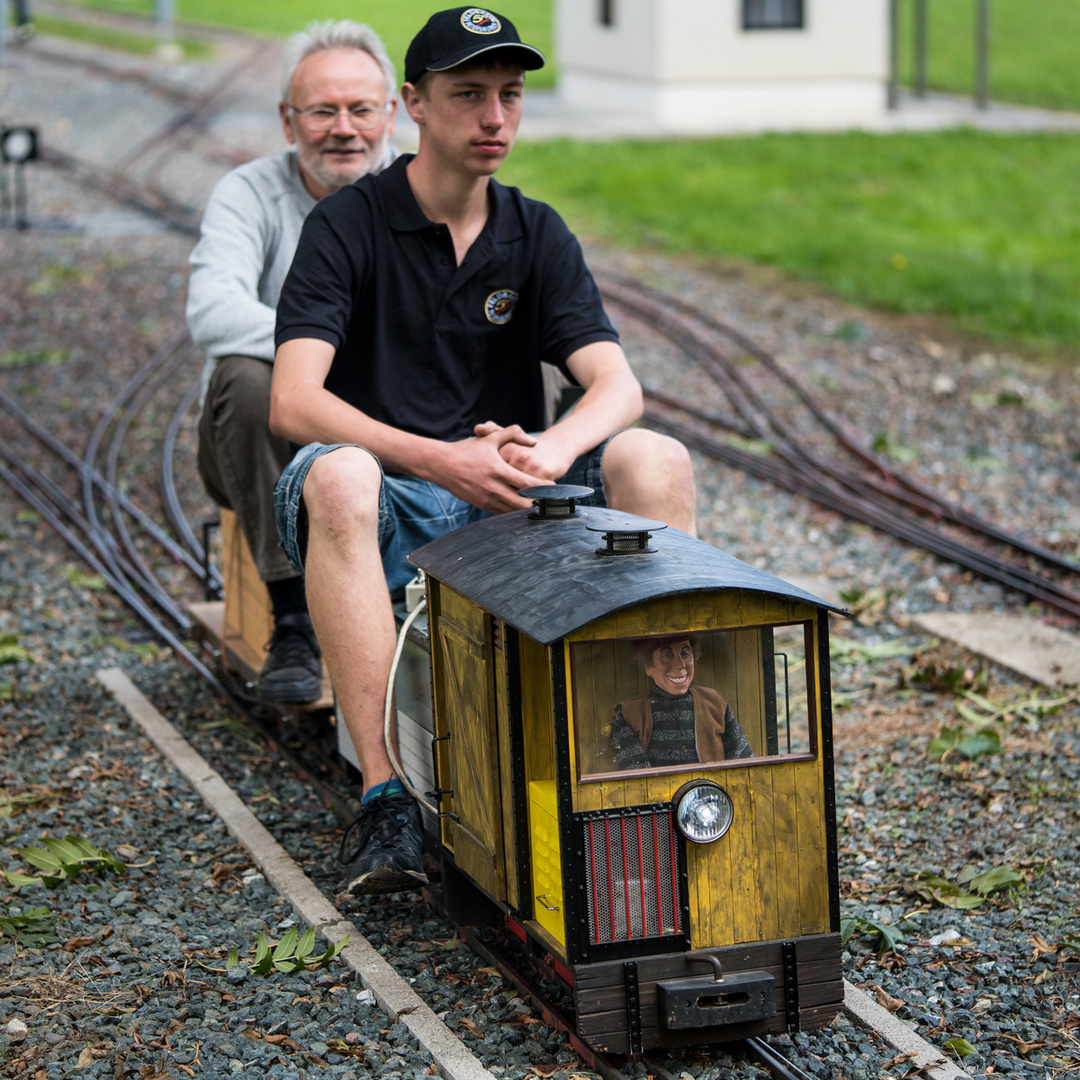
[599,0,614,27]
[743,0,804,30]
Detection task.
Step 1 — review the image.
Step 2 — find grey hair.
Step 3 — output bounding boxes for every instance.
[280,20,396,103]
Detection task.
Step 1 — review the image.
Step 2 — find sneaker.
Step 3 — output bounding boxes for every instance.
[255,612,323,704]
[339,790,428,896]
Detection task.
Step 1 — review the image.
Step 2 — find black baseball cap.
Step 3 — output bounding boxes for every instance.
[404,7,545,86]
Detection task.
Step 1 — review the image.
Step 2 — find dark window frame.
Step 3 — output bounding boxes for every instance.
[743,0,805,31]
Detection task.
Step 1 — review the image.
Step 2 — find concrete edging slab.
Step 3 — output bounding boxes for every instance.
[96,666,494,1080]
[843,980,972,1080]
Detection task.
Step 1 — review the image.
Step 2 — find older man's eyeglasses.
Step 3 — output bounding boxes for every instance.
[289,103,391,132]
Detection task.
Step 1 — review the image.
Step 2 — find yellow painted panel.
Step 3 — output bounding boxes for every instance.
[528,780,564,945]
[795,761,830,935]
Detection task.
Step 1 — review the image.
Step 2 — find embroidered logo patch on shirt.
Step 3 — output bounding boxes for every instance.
[461,9,502,34]
[485,289,518,324]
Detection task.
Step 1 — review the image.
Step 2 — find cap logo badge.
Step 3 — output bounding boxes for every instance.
[461,8,502,34]
[485,289,518,324]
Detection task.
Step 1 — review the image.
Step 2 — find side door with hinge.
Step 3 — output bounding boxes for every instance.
[432,586,506,901]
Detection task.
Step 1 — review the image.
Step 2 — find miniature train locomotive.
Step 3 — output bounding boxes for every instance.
[197,486,848,1054]
[387,484,847,1054]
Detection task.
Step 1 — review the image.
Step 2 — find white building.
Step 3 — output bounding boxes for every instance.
[554,0,891,134]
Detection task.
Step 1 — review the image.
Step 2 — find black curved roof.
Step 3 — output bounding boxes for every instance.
[409,506,847,645]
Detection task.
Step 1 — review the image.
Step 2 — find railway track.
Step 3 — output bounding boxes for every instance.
[0,18,1033,1078]
[598,274,1080,623]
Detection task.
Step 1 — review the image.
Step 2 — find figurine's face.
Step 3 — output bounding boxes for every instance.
[644,640,695,695]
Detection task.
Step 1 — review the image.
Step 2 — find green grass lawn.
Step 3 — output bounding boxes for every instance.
[58,0,555,87]
[26,14,210,58]
[501,130,1080,350]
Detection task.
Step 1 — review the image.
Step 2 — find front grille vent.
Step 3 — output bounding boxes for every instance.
[582,809,680,944]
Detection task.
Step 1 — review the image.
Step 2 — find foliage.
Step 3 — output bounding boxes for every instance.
[840,914,907,957]
[63,567,108,592]
[5,835,126,888]
[0,348,69,369]
[0,787,65,820]
[926,723,1001,763]
[228,927,348,975]
[954,688,1074,727]
[1059,932,1080,956]
[0,904,60,948]
[927,688,1075,763]
[944,1036,976,1060]
[905,865,1025,909]
[0,633,32,665]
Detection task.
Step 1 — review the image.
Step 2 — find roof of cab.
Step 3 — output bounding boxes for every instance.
[409,506,846,645]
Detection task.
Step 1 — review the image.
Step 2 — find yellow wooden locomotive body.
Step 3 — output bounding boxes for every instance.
[410,488,845,1054]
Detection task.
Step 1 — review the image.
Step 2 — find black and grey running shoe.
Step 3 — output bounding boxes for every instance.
[255,612,322,704]
[339,790,428,896]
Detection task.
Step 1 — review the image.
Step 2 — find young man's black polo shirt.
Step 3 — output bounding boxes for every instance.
[274,154,619,443]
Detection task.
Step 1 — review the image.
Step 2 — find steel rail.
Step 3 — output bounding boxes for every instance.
[82,334,193,628]
[600,278,1080,618]
[0,456,228,694]
[161,379,220,591]
[104,342,195,628]
[643,407,1080,620]
[603,273,1080,577]
[0,388,210,581]
[0,440,177,613]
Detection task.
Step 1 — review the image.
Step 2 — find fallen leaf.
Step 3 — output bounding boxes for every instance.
[63,935,99,951]
[1030,933,1056,959]
[874,985,905,1012]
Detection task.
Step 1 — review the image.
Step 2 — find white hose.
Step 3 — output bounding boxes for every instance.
[383,593,440,816]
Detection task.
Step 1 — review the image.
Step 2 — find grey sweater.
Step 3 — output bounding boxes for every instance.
[185,148,397,399]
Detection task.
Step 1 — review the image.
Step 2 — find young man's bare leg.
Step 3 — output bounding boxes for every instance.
[300,447,427,893]
[602,428,697,536]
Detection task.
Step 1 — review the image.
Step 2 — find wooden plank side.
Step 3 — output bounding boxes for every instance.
[221,508,273,662]
[752,767,782,944]
[574,933,840,988]
[436,590,504,900]
[794,758,830,936]
[686,816,734,946]
[574,933,844,1051]
[768,760,802,940]
[723,769,764,943]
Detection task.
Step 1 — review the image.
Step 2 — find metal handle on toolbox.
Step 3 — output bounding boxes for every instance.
[535,894,559,911]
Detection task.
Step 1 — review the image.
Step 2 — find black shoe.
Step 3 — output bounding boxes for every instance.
[255,612,322,704]
[339,790,428,896]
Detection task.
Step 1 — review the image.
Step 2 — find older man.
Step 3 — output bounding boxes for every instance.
[187,21,398,704]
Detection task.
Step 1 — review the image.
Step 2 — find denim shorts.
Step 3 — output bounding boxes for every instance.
[274,438,610,599]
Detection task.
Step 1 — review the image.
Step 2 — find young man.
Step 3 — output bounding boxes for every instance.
[186,20,398,704]
[270,7,696,895]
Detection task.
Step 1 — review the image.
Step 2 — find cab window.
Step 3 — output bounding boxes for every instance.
[570,624,815,779]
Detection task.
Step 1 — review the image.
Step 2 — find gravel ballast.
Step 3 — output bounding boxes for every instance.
[3,20,1080,1080]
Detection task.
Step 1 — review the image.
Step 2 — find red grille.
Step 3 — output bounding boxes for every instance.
[583,810,679,944]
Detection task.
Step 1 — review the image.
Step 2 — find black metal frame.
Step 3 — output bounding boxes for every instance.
[572,803,691,964]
